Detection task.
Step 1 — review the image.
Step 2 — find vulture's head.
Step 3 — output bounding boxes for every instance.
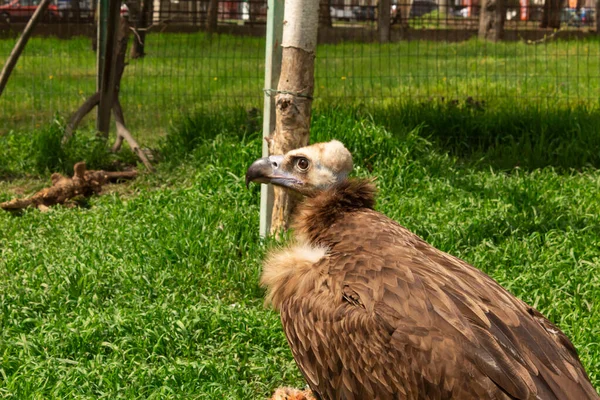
[246,140,353,196]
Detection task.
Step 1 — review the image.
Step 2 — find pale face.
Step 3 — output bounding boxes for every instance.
[246,140,353,196]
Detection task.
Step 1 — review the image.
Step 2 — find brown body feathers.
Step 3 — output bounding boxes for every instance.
[262,179,599,400]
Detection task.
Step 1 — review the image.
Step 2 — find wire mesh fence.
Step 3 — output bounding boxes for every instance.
[0,0,598,136]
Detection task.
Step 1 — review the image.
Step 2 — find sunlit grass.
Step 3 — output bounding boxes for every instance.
[0,108,598,397]
[0,33,599,141]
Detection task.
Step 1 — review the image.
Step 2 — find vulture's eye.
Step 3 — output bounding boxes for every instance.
[296,157,310,171]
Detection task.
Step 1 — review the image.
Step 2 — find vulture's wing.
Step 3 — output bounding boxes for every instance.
[281,209,598,400]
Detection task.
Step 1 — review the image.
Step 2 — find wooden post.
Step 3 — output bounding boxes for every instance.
[259,0,284,238]
[378,0,390,43]
[0,0,51,98]
[207,0,218,32]
[596,0,599,34]
[96,0,121,136]
[318,0,331,27]
[479,0,506,41]
[269,0,319,235]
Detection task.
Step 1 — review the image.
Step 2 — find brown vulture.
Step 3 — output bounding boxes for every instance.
[246,140,599,400]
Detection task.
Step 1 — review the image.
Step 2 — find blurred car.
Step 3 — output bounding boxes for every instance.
[353,5,375,21]
[55,0,94,20]
[452,6,468,17]
[330,6,354,21]
[561,7,596,27]
[0,0,61,23]
[410,0,437,17]
[562,8,581,26]
[579,7,595,26]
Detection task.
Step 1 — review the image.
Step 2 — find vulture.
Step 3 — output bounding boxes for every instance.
[245,140,599,400]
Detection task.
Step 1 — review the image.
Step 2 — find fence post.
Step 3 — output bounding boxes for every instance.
[96,0,121,135]
[269,0,320,235]
[260,0,284,238]
[378,0,390,43]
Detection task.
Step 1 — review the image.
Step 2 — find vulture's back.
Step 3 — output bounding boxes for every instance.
[269,181,599,400]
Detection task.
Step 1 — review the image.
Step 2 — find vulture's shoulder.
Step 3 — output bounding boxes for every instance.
[290,185,597,399]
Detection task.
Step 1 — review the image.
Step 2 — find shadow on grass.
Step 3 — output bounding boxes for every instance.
[366,100,600,171]
[4,101,596,181]
[160,101,600,172]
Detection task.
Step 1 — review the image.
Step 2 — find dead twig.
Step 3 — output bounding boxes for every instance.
[1,162,137,212]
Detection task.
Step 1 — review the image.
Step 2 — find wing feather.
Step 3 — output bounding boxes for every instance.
[279,208,598,400]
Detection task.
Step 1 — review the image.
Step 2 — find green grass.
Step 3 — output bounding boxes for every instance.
[0,108,599,398]
[1,33,599,140]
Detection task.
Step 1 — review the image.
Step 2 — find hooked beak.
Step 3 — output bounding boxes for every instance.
[245,155,303,189]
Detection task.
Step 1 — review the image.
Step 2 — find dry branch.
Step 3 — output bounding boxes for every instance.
[114,110,155,172]
[63,92,101,144]
[0,162,137,212]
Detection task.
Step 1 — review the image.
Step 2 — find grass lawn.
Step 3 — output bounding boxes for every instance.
[0,107,599,398]
[0,32,599,140]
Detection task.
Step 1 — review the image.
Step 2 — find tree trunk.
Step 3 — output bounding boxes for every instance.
[269,0,319,235]
[207,0,219,32]
[318,0,331,28]
[130,0,152,58]
[392,0,411,29]
[540,0,564,28]
[378,0,390,43]
[192,0,198,25]
[439,0,451,15]
[65,13,154,171]
[479,0,506,41]
[248,0,263,25]
[97,0,122,137]
[596,0,599,33]
[72,0,81,21]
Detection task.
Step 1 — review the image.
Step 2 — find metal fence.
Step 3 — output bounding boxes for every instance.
[0,0,598,136]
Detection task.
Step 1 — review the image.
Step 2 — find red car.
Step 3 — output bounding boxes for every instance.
[0,0,62,23]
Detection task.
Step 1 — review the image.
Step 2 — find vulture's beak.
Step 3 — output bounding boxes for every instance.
[245,155,303,189]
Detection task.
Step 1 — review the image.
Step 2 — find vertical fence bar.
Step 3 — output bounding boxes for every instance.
[259,0,284,238]
[96,0,120,134]
[96,0,107,94]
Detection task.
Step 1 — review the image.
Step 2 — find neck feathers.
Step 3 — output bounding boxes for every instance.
[293,179,377,243]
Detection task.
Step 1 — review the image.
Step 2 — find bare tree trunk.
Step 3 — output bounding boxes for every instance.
[97,0,121,137]
[378,0,391,42]
[65,14,154,171]
[596,0,599,33]
[200,0,209,23]
[130,0,152,58]
[540,0,564,28]
[192,0,198,25]
[248,0,263,25]
[270,0,319,235]
[72,0,81,21]
[439,0,451,15]
[479,0,506,41]
[392,0,411,29]
[207,0,218,32]
[319,0,331,28]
